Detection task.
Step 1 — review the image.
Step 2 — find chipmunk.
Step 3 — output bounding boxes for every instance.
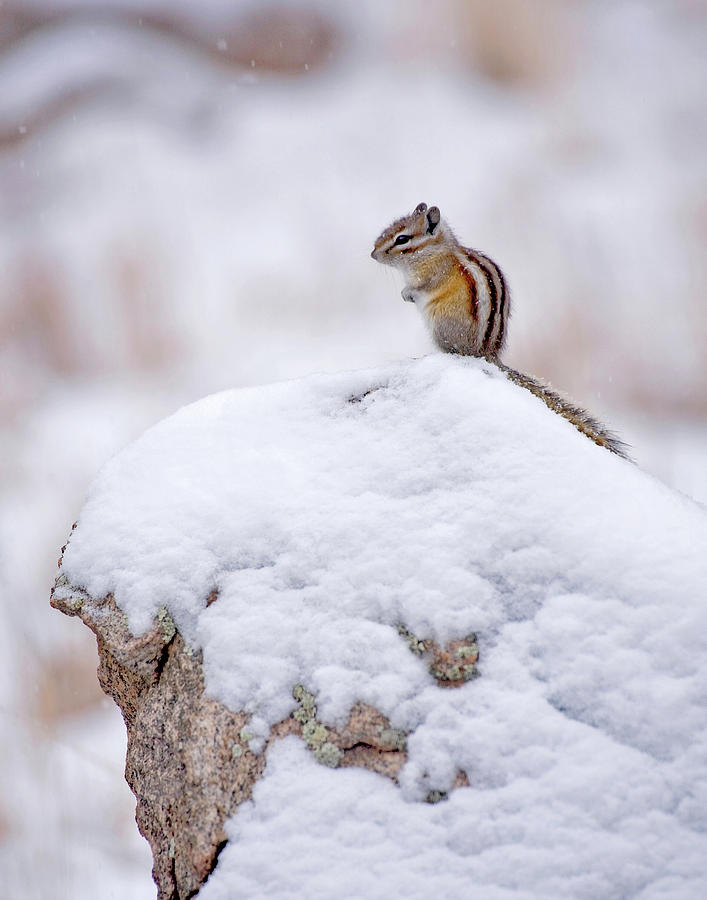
[371,202,629,459]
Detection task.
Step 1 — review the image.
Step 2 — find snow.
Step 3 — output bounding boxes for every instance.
[201,738,706,900]
[59,354,707,897]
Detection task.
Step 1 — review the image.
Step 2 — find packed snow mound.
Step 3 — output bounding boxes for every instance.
[59,355,707,898]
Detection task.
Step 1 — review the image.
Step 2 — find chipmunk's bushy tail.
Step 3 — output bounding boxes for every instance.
[496,362,632,461]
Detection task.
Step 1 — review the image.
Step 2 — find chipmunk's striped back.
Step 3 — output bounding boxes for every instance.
[456,247,509,358]
[371,202,630,460]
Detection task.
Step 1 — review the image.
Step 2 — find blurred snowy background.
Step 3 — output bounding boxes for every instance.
[1,0,705,896]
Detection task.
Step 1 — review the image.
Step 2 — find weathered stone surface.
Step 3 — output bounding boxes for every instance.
[51,581,262,899]
[51,565,473,898]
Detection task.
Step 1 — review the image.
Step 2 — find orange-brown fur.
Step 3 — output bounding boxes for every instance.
[426,264,477,326]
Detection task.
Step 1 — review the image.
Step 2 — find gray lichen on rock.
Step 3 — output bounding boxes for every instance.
[293,685,343,767]
[315,741,344,768]
[396,622,426,656]
[301,719,330,748]
[156,606,177,643]
[379,727,407,752]
[292,682,317,722]
[397,623,480,687]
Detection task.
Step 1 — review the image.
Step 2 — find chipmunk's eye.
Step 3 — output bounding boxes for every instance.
[393,234,411,245]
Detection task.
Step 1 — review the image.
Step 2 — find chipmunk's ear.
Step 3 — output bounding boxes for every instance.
[414,202,428,216]
[426,206,441,234]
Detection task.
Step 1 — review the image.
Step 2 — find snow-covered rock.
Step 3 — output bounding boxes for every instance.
[54,355,707,899]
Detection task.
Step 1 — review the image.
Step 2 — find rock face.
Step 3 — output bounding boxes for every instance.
[51,575,473,899]
[51,581,252,899]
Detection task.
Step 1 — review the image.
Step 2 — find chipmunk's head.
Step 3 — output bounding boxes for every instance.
[370,202,444,268]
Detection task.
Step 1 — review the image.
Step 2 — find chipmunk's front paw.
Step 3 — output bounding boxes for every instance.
[402,288,417,303]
